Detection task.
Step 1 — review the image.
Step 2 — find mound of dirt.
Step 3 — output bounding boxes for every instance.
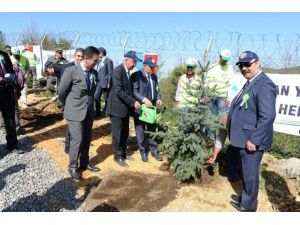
[84,171,181,212]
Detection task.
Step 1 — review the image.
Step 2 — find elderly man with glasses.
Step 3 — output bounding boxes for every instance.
[107,51,142,167]
[227,51,277,212]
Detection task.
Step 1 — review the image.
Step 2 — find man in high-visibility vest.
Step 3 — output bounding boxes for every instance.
[22,45,38,89]
[206,50,235,178]
[175,57,201,108]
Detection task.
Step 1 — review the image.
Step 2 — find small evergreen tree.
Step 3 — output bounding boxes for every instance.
[154,60,221,182]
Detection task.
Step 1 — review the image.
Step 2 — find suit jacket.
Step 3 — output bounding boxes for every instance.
[0,50,14,74]
[53,62,76,79]
[95,57,113,89]
[131,70,161,116]
[58,64,98,122]
[107,64,135,118]
[227,72,277,150]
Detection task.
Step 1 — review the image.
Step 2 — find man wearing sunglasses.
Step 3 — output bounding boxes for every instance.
[227,51,276,212]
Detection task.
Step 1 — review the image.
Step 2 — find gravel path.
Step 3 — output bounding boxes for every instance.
[0,133,86,212]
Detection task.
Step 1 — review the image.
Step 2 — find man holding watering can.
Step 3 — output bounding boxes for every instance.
[131,57,163,162]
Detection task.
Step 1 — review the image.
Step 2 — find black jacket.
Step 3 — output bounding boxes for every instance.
[107,64,135,118]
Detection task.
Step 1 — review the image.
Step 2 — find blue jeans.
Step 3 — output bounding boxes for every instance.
[209,97,228,116]
[209,97,228,149]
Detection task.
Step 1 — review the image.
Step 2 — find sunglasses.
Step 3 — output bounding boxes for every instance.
[238,60,257,69]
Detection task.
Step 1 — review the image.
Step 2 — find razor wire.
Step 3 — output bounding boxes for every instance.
[4,30,300,69]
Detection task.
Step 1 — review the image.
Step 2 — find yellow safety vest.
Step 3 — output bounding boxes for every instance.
[205,63,233,100]
[22,51,37,67]
[176,74,201,108]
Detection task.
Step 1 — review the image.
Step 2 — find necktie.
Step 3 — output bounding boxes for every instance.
[85,70,91,90]
[0,63,4,79]
[235,81,250,103]
[146,75,153,100]
[127,71,130,79]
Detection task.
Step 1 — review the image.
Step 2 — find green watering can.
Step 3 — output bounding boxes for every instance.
[139,104,162,124]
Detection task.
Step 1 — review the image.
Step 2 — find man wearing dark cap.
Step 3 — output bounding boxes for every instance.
[227,51,276,212]
[107,50,142,167]
[44,48,69,93]
[131,57,163,162]
[94,47,113,117]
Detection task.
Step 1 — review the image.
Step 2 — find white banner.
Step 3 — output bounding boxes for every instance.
[12,45,75,79]
[231,72,300,136]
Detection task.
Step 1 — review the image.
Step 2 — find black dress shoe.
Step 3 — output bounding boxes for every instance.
[125,155,134,161]
[94,111,101,117]
[231,194,242,203]
[14,149,27,154]
[151,152,163,161]
[80,164,101,172]
[228,177,241,182]
[64,148,69,154]
[114,158,129,167]
[68,168,82,180]
[100,111,107,117]
[141,153,148,162]
[230,201,256,212]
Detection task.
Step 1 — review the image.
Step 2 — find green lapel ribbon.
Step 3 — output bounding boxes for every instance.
[240,93,250,109]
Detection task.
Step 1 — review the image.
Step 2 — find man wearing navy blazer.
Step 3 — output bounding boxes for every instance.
[58,46,100,180]
[107,51,142,167]
[94,47,113,117]
[131,58,163,162]
[228,51,276,212]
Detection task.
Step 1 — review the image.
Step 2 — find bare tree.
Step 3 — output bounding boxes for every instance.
[0,31,6,50]
[21,22,40,45]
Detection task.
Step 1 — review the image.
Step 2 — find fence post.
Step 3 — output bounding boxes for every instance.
[40,35,46,76]
[122,35,129,55]
[15,35,20,47]
[74,34,80,47]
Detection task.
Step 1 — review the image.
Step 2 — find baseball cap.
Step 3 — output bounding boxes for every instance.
[55,47,63,53]
[236,51,259,65]
[186,57,197,67]
[45,61,54,69]
[124,51,142,62]
[220,49,231,61]
[143,57,157,68]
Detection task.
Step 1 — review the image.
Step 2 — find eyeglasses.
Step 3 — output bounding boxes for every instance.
[238,60,257,69]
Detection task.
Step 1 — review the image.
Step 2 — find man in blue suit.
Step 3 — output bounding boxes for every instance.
[131,57,163,162]
[94,47,113,117]
[228,51,276,212]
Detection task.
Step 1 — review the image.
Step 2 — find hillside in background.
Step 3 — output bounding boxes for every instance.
[264,66,300,74]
